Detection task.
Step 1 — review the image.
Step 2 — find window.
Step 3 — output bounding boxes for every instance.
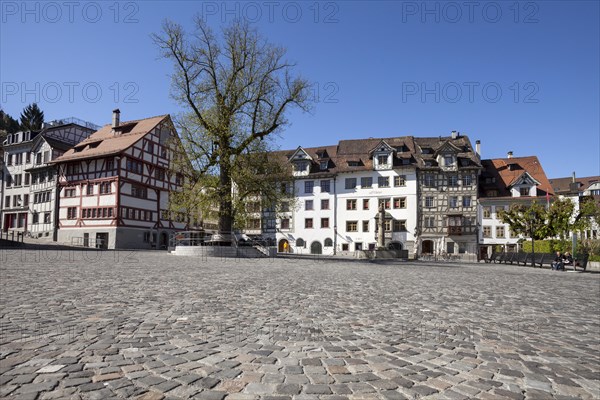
[6,175,11,187]
[424,174,435,187]
[425,196,434,208]
[67,207,77,219]
[248,219,261,229]
[346,221,358,232]
[6,154,12,165]
[483,206,491,218]
[394,175,406,187]
[384,220,391,232]
[449,196,458,208]
[87,184,94,195]
[296,238,305,247]
[448,175,459,187]
[43,151,50,163]
[294,161,308,172]
[377,155,388,166]
[324,238,333,247]
[425,216,435,228]
[393,220,407,232]
[14,174,22,186]
[496,226,506,238]
[520,187,530,196]
[281,218,290,229]
[24,173,30,186]
[320,160,328,170]
[247,202,261,213]
[378,198,391,209]
[462,197,472,207]
[444,155,453,166]
[447,242,455,254]
[342,243,349,251]
[363,199,369,210]
[26,152,31,163]
[32,212,38,224]
[305,200,313,210]
[131,185,148,199]
[345,178,357,190]
[304,181,314,193]
[64,188,76,198]
[378,176,390,188]
[361,177,372,188]
[280,202,290,212]
[155,167,165,181]
[4,196,9,208]
[147,141,154,154]
[305,218,313,229]
[321,199,329,210]
[393,197,406,209]
[100,182,112,194]
[66,163,80,175]
[126,158,144,174]
[347,199,357,210]
[23,194,28,207]
[35,152,42,164]
[175,173,184,186]
[44,212,51,224]
[463,175,472,186]
[362,220,369,232]
[320,180,330,193]
[106,158,114,171]
[321,218,329,228]
[483,226,492,238]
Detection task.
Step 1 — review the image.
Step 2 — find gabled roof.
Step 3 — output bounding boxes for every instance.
[480,156,554,198]
[368,139,395,155]
[507,171,541,188]
[288,146,313,162]
[549,176,600,195]
[51,115,169,163]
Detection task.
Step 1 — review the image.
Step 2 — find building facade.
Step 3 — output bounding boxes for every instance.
[52,110,187,249]
[478,154,554,257]
[1,120,96,238]
[414,133,482,257]
[265,134,482,258]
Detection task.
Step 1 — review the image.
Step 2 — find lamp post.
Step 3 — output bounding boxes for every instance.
[529,210,536,267]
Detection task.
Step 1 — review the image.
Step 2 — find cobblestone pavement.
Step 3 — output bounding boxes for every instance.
[1,249,599,400]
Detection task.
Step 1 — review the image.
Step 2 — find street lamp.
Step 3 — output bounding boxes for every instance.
[529,210,536,267]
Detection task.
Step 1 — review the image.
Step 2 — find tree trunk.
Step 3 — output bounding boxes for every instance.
[218,160,233,235]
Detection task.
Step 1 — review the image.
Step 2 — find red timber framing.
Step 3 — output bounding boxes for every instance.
[54,117,187,234]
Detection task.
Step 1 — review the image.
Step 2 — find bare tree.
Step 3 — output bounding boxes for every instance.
[153,18,311,237]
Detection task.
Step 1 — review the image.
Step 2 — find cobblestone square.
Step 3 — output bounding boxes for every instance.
[1,250,599,399]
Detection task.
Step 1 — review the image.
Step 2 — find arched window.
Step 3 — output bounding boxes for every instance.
[324,238,333,247]
[296,238,305,247]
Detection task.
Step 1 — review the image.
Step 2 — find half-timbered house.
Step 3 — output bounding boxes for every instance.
[52,110,187,249]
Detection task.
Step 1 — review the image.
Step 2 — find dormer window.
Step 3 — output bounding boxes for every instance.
[444,155,454,166]
[520,187,530,196]
[319,160,328,170]
[377,155,388,165]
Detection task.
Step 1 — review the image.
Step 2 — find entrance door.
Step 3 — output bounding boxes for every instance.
[83,233,89,247]
[278,239,290,253]
[310,241,322,255]
[95,233,109,249]
[160,232,168,249]
[422,240,433,254]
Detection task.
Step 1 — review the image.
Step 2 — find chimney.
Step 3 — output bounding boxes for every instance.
[507,151,513,159]
[475,140,481,157]
[112,109,120,128]
[572,171,576,183]
[451,130,458,139]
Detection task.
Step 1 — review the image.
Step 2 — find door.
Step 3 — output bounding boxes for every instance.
[310,241,322,255]
[83,233,89,247]
[95,233,109,249]
[160,232,168,249]
[278,239,290,253]
[422,240,433,254]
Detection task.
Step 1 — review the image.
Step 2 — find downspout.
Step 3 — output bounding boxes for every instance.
[333,176,337,255]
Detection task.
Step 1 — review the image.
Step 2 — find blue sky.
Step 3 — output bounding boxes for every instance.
[1,1,598,178]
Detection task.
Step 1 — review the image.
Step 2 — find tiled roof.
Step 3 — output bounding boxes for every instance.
[480,156,554,198]
[51,115,168,163]
[274,134,479,175]
[549,176,600,195]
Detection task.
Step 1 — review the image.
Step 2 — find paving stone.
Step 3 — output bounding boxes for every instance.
[2,252,599,400]
[304,384,332,394]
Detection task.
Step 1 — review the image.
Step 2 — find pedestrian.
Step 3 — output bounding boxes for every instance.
[562,252,573,270]
[552,251,564,271]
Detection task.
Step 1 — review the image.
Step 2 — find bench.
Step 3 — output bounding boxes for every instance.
[484,252,499,263]
[572,254,589,271]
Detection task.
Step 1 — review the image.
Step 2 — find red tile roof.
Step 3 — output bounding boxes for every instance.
[480,156,554,198]
[51,115,169,163]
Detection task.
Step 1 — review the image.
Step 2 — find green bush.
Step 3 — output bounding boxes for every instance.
[521,239,570,254]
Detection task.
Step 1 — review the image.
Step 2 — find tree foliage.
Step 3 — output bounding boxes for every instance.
[19,103,44,131]
[153,18,311,234]
[0,108,20,135]
[499,197,600,241]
